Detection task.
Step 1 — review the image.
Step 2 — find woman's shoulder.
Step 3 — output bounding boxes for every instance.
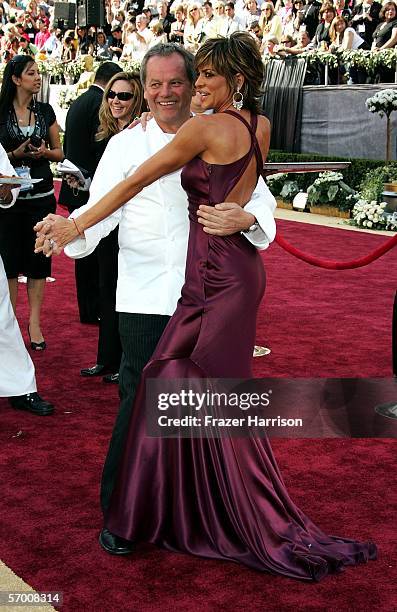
[35,101,57,124]
[35,100,55,114]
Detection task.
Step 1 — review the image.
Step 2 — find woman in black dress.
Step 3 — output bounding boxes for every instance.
[313,3,336,48]
[372,0,397,48]
[0,55,63,349]
[372,1,397,81]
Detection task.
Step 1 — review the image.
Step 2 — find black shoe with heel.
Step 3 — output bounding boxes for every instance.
[28,325,46,351]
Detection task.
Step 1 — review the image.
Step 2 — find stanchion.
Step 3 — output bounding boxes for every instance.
[324,61,329,86]
[393,290,397,377]
[374,291,397,419]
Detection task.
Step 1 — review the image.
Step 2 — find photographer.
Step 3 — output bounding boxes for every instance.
[0,55,63,352]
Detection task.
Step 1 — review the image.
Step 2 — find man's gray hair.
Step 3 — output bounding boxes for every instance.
[140,43,196,86]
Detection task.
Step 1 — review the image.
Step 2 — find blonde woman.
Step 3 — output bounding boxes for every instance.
[214,1,227,33]
[259,2,282,43]
[92,72,146,383]
[329,15,366,50]
[183,2,205,52]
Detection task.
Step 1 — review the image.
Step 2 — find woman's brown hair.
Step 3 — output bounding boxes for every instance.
[195,32,264,113]
[329,15,347,42]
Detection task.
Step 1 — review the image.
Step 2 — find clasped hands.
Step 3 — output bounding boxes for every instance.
[34,203,255,258]
[34,214,80,257]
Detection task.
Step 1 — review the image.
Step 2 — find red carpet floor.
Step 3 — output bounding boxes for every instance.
[0,217,396,611]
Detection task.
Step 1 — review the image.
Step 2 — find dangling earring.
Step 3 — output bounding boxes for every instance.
[232,86,243,111]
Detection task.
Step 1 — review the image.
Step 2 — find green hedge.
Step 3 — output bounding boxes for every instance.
[267,150,397,192]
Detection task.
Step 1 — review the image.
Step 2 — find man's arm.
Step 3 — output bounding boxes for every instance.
[197,176,276,250]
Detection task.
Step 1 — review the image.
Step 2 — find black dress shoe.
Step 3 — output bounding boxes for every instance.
[103,373,119,384]
[80,364,107,377]
[99,528,133,555]
[9,392,54,416]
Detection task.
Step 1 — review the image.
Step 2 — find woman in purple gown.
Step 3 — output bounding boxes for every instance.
[36,33,376,580]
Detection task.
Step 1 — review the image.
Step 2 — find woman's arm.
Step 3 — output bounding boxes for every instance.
[379,26,397,49]
[75,116,209,233]
[44,121,63,161]
[341,29,354,49]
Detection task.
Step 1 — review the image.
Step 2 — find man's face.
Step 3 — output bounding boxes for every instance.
[203,3,213,17]
[144,53,194,133]
[225,5,234,17]
[157,2,167,18]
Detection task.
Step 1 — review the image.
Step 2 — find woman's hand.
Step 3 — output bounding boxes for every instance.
[0,179,15,204]
[64,173,86,190]
[128,111,153,131]
[27,139,46,159]
[34,213,81,256]
[11,139,31,160]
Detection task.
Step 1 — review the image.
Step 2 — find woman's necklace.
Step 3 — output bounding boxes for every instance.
[13,104,32,127]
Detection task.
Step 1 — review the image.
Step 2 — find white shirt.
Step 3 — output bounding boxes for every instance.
[345,27,365,50]
[218,17,241,36]
[65,119,276,316]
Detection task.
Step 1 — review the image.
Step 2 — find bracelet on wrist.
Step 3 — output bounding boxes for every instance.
[72,217,83,236]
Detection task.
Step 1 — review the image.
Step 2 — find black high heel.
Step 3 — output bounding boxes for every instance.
[28,325,46,351]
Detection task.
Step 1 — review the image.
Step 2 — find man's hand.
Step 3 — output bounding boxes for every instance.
[0,177,16,204]
[197,202,255,235]
[34,213,80,256]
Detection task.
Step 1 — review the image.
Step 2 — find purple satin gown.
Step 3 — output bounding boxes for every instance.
[105,111,377,580]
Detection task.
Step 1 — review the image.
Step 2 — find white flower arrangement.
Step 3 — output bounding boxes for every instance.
[307,171,355,210]
[366,89,397,118]
[57,87,82,109]
[350,199,397,231]
[311,171,344,185]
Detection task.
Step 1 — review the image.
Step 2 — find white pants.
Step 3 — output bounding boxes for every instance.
[0,256,36,397]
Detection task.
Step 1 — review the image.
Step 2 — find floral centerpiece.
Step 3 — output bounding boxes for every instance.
[366,89,397,162]
[57,87,82,109]
[63,58,87,83]
[350,199,397,231]
[307,171,355,212]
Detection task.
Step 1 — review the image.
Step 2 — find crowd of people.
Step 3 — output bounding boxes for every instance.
[0,0,397,83]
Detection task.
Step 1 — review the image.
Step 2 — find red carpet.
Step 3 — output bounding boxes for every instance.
[0,216,396,610]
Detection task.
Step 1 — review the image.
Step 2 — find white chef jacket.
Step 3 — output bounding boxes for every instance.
[0,144,36,396]
[65,119,276,316]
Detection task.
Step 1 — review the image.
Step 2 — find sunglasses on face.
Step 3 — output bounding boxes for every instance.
[108,90,134,101]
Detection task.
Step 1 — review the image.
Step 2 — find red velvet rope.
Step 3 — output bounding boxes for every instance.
[275,232,397,270]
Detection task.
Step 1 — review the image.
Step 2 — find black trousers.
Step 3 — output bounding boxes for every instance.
[100,312,170,513]
[96,227,121,369]
[75,253,100,324]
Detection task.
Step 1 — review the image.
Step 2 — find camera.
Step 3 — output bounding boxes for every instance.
[29,135,42,148]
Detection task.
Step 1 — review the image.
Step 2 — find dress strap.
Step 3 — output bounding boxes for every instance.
[222,110,264,179]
